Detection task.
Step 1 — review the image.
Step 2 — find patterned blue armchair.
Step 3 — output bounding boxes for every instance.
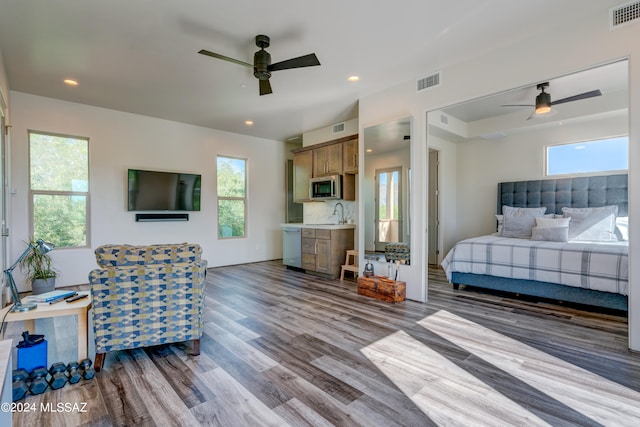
[88,243,207,371]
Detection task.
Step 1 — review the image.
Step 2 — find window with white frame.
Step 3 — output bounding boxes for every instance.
[29,131,89,248]
[546,136,628,176]
[217,156,246,238]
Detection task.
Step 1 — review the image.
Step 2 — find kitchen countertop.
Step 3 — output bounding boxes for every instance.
[281,223,356,229]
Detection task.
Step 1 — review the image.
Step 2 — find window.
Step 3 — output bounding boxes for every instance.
[217,156,246,238]
[29,131,89,248]
[546,136,628,176]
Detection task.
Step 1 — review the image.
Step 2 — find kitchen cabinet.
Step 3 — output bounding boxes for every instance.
[313,143,342,177]
[291,134,358,203]
[342,137,358,174]
[293,150,313,202]
[301,227,354,278]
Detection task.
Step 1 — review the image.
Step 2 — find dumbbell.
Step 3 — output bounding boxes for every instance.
[48,362,68,390]
[79,358,95,380]
[66,362,82,384]
[12,368,29,401]
[29,366,49,395]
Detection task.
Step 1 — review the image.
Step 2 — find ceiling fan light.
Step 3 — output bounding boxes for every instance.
[535,91,551,114]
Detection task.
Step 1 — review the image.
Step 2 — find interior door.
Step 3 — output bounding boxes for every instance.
[374,167,402,251]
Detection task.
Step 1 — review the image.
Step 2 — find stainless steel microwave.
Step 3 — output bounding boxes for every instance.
[309,175,342,200]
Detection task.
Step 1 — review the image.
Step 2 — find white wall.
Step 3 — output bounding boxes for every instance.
[303,118,358,147]
[9,92,288,290]
[358,5,640,350]
[0,50,8,307]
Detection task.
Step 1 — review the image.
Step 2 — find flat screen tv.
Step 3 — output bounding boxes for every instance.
[127,169,201,211]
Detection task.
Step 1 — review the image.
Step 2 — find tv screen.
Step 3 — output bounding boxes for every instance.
[127,169,201,211]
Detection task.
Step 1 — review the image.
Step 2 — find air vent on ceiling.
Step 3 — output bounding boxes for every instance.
[610,1,640,29]
[332,122,345,134]
[417,71,441,92]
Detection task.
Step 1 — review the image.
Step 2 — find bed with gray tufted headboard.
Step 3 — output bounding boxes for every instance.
[441,174,628,311]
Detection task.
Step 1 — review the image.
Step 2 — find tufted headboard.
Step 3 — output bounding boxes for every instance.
[497,174,628,216]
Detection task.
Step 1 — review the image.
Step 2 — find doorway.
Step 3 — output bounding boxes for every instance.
[374,166,402,251]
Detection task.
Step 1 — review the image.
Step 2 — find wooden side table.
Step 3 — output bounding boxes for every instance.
[0,291,92,361]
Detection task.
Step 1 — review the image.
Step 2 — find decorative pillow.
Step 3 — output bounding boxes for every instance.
[501,206,547,238]
[495,214,504,233]
[535,217,571,228]
[531,226,569,242]
[530,217,570,242]
[562,205,618,242]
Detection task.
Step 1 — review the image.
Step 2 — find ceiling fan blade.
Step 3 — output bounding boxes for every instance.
[551,89,602,105]
[259,79,272,96]
[198,49,253,68]
[268,53,320,72]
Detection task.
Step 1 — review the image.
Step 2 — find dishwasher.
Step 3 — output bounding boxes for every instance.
[282,227,302,268]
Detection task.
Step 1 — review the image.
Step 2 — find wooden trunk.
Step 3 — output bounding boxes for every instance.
[357,276,406,303]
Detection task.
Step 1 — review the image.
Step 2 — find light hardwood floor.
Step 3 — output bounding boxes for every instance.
[5,261,640,426]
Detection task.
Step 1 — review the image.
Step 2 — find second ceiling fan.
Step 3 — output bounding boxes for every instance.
[502,82,602,119]
[199,34,320,96]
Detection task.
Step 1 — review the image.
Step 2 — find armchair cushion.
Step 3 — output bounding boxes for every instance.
[94,243,202,267]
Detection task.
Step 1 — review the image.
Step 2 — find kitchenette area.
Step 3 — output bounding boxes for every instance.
[282,126,359,280]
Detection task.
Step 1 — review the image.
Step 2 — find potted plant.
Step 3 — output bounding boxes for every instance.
[19,238,57,295]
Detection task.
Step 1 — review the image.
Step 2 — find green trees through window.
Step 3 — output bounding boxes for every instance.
[29,132,89,248]
[217,156,246,238]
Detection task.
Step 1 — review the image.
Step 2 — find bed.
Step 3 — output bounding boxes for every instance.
[441,174,629,311]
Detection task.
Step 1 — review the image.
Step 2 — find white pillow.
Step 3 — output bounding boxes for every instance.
[562,205,618,242]
[615,216,628,241]
[535,217,571,228]
[501,206,547,238]
[530,217,570,242]
[531,226,569,242]
[496,214,504,233]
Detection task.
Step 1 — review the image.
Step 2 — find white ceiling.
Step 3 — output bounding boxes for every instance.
[0,0,624,142]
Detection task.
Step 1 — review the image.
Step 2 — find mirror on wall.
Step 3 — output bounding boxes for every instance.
[363,117,412,265]
[426,59,628,261]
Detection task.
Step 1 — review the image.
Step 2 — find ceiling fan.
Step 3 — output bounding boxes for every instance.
[198,34,320,96]
[502,82,602,119]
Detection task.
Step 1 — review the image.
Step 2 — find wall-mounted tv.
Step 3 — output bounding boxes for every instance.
[127,169,201,211]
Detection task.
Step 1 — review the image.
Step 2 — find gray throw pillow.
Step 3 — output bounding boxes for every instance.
[501,206,547,239]
[562,205,618,241]
[531,226,569,242]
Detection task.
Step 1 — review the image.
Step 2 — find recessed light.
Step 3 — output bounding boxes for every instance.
[348,75,360,82]
[365,148,373,153]
[63,79,78,86]
[244,120,254,126]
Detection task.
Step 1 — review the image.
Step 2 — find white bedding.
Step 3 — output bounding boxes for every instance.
[441,235,628,295]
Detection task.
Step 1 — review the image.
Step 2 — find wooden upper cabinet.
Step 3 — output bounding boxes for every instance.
[293,150,313,202]
[313,143,342,177]
[342,138,358,174]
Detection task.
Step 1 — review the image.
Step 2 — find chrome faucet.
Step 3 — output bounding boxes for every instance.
[333,202,345,224]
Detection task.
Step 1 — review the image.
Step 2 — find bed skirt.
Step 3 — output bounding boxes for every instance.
[451,272,628,311]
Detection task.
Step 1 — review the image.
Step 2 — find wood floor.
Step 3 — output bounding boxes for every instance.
[7,261,640,426]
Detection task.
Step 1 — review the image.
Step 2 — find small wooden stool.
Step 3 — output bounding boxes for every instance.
[340,250,359,281]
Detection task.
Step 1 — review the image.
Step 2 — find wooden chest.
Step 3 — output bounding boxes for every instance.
[357,276,406,303]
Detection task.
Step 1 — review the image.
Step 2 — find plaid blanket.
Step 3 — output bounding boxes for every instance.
[441,235,628,295]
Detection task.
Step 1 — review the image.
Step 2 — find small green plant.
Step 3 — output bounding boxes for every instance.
[19,238,57,282]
